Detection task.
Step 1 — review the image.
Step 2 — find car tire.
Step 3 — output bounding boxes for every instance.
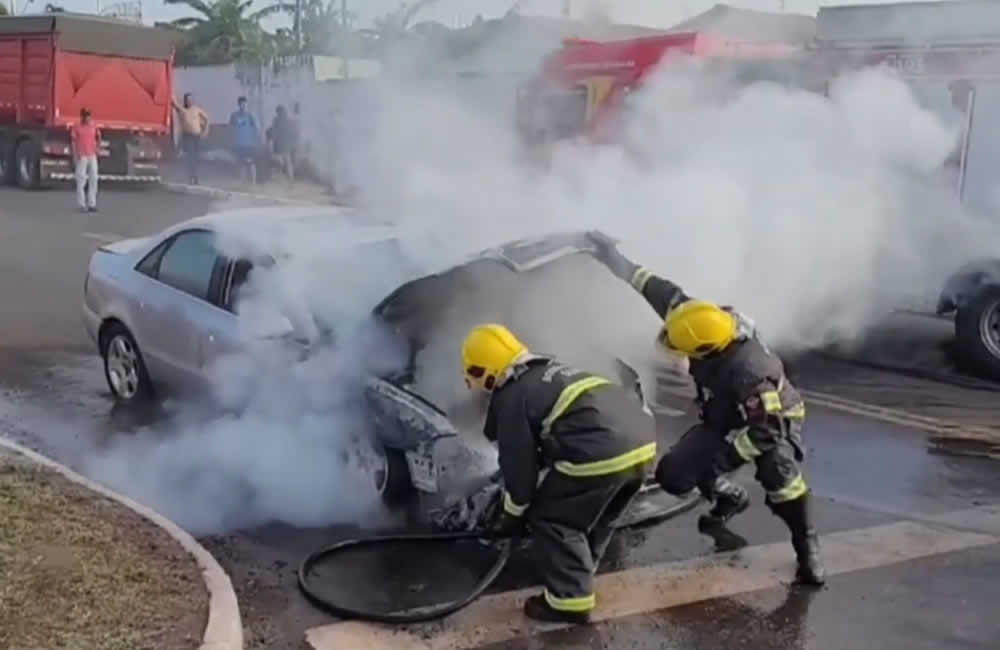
[374,445,413,507]
[101,323,154,403]
[954,285,1000,382]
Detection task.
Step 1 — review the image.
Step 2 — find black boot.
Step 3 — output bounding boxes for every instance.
[769,494,826,587]
[697,477,750,551]
[523,594,591,625]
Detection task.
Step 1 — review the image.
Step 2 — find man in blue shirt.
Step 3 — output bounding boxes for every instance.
[229,96,260,184]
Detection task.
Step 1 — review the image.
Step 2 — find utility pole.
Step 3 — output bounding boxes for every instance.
[294,0,302,52]
[341,0,349,80]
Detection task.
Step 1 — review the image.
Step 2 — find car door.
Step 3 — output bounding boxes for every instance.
[131,228,230,394]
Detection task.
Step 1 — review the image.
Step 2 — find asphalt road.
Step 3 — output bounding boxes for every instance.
[2,184,999,650]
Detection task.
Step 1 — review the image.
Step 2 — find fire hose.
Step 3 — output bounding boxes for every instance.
[297,483,700,624]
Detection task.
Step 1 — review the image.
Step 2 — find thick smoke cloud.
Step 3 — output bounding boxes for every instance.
[85,23,999,536]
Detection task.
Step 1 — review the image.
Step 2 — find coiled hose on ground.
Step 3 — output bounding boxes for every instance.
[298,486,700,624]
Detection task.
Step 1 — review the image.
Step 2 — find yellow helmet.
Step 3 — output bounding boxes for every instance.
[461,324,528,391]
[658,300,737,358]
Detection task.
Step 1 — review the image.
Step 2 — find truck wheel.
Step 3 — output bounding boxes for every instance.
[15,139,42,190]
[373,445,413,507]
[0,140,14,185]
[954,285,1000,382]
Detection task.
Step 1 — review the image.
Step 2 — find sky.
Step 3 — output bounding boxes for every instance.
[7,0,939,32]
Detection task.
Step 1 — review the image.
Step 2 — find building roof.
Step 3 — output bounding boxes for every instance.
[665,3,816,44]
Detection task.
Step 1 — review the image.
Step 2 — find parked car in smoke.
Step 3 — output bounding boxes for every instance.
[936,260,1000,380]
[81,206,660,509]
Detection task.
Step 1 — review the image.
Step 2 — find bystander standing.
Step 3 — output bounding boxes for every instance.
[267,104,296,186]
[172,92,210,185]
[70,107,100,213]
[229,96,259,185]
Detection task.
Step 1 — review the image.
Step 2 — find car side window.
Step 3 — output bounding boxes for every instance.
[136,240,169,277]
[155,230,220,301]
[226,258,254,312]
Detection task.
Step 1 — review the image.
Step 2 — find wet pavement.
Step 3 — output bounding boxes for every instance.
[483,543,1000,650]
[3,185,1000,649]
[4,347,998,648]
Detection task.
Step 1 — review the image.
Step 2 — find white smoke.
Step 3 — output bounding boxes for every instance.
[345,57,994,354]
[84,19,1000,536]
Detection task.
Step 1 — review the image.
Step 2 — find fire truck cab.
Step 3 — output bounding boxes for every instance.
[515,31,803,146]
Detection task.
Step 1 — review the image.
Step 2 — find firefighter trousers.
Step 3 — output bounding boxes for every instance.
[655,421,808,506]
[528,462,649,613]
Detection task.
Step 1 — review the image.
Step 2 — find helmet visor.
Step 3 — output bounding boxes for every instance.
[463,364,496,391]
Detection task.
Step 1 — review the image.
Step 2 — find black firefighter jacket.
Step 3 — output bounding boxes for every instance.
[629,269,806,433]
[484,356,657,518]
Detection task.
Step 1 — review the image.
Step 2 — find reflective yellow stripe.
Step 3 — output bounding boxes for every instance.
[783,403,806,419]
[769,473,808,503]
[761,390,782,414]
[540,376,611,436]
[731,427,762,462]
[503,490,528,517]
[630,267,652,291]
[544,589,596,612]
[553,442,658,477]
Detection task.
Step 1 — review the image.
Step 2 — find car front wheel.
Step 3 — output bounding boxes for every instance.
[101,324,154,403]
[373,445,413,507]
[954,285,1000,382]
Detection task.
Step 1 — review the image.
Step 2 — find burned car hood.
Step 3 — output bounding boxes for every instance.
[368,230,667,428]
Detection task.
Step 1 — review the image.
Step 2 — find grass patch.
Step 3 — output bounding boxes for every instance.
[0,453,208,650]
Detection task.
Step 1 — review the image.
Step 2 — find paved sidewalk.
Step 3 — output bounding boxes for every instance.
[163,160,344,206]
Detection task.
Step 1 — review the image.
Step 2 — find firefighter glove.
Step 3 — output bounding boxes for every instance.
[490,510,526,538]
[586,230,639,282]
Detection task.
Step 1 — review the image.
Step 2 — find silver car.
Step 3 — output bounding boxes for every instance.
[82,207,662,513]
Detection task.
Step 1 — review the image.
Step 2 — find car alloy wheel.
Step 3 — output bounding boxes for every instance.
[373,449,389,494]
[981,299,1000,360]
[106,334,142,400]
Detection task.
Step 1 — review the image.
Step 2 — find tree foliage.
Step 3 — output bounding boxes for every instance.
[0,1,8,17]
[162,0,287,65]
[160,0,470,66]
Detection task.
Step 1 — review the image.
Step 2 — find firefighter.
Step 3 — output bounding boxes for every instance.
[462,323,658,623]
[586,231,826,586]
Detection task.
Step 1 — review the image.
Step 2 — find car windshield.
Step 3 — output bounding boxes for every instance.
[231,235,422,343]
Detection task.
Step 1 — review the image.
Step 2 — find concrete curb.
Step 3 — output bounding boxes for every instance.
[163,181,338,207]
[0,437,243,650]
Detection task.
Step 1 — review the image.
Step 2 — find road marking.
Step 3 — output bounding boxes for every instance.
[304,509,1000,650]
[81,232,124,243]
[654,378,999,444]
[801,389,1000,442]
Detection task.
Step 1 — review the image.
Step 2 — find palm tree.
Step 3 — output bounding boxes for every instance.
[163,0,286,65]
[299,0,355,54]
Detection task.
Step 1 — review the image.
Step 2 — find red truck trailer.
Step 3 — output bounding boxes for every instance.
[0,13,175,189]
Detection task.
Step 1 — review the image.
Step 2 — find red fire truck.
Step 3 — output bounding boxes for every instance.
[515,31,807,146]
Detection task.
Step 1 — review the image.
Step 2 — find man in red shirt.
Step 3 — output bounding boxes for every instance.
[70,107,100,212]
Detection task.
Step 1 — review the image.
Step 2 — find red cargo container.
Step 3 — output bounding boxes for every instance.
[0,13,175,188]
